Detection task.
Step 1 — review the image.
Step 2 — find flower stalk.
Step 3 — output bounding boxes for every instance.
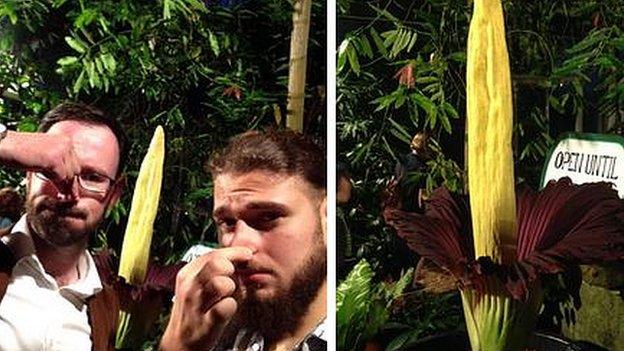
[115,126,166,348]
[461,279,542,351]
[465,0,531,348]
[466,0,516,265]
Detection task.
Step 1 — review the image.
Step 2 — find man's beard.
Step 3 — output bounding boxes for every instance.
[26,196,91,247]
[223,240,327,345]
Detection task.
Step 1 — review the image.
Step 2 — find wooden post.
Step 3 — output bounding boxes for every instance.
[286,0,312,132]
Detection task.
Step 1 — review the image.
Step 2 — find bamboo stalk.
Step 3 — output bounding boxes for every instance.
[286,0,312,132]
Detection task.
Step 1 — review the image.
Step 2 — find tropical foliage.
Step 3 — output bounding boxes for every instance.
[1,0,325,347]
[336,259,413,351]
[0,0,326,261]
[338,0,624,348]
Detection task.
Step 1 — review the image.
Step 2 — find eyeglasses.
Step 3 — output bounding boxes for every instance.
[34,172,115,194]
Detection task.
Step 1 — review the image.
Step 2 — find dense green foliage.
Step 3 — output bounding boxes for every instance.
[336,259,413,351]
[1,2,325,347]
[338,0,624,348]
[0,0,326,263]
[338,0,624,279]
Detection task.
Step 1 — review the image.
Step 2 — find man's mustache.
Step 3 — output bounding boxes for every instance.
[235,259,273,274]
[36,197,87,218]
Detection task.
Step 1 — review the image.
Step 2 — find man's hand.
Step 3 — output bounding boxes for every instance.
[0,131,80,183]
[160,247,253,351]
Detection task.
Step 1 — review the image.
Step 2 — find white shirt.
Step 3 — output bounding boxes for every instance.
[229,319,327,351]
[0,216,102,351]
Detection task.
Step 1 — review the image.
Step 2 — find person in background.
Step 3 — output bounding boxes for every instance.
[394,132,430,213]
[337,162,355,281]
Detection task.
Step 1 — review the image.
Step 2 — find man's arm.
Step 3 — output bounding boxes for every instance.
[0,130,80,182]
[160,247,252,351]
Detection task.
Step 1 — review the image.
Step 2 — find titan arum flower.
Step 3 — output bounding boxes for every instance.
[93,249,183,350]
[384,1,624,350]
[113,126,183,349]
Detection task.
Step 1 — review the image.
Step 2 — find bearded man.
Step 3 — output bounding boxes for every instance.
[0,102,126,350]
[160,130,327,351]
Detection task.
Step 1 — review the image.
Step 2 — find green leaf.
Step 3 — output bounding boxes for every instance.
[17,119,38,132]
[73,69,86,93]
[390,29,412,59]
[388,117,411,143]
[371,95,394,112]
[337,259,373,350]
[430,91,443,102]
[102,53,117,74]
[0,3,18,25]
[57,56,79,66]
[337,259,372,310]
[98,16,110,33]
[337,38,349,72]
[174,0,192,17]
[95,56,104,74]
[163,0,172,19]
[208,30,220,56]
[363,302,389,340]
[74,8,98,29]
[448,51,467,63]
[406,30,418,52]
[358,36,373,59]
[390,29,404,58]
[369,27,387,57]
[423,82,440,94]
[86,60,100,88]
[102,75,110,92]
[395,93,406,108]
[442,102,459,119]
[185,187,213,203]
[381,136,398,161]
[391,268,413,300]
[386,330,420,351]
[416,76,438,84]
[549,95,564,113]
[52,0,70,7]
[567,28,608,54]
[411,93,437,119]
[382,29,397,48]
[347,44,360,75]
[65,36,87,54]
[369,4,400,23]
[440,114,452,133]
[185,0,208,12]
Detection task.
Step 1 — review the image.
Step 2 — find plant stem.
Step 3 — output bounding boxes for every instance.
[461,278,542,351]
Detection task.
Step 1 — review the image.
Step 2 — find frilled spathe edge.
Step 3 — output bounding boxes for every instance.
[383,177,624,300]
[93,249,185,309]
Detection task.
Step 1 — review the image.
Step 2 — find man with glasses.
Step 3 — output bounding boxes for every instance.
[0,102,126,350]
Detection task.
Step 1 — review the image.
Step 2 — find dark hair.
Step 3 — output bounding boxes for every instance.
[208,129,326,191]
[38,102,128,176]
